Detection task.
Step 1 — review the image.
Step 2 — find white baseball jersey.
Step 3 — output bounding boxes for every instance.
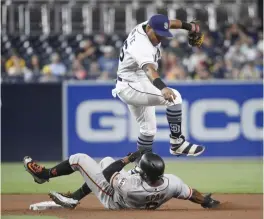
[111,172,192,209]
[117,21,161,82]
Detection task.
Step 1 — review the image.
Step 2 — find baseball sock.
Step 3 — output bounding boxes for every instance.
[166,104,182,139]
[71,183,91,201]
[43,160,74,179]
[136,133,154,164]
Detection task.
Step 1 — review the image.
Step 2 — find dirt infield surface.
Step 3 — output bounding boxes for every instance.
[2,194,263,219]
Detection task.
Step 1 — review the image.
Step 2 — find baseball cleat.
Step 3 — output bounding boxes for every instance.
[23,156,49,184]
[169,135,205,156]
[49,191,79,209]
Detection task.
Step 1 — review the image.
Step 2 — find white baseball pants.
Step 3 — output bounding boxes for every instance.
[112,78,182,136]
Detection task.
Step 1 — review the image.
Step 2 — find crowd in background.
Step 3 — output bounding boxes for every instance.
[1,23,263,83]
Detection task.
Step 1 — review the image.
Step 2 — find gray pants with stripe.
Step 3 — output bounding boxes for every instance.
[69,153,125,209]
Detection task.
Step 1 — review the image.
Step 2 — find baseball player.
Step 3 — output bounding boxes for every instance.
[112,14,204,158]
[23,152,220,210]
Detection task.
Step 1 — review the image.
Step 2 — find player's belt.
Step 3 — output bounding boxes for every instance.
[117,76,133,82]
[117,76,123,82]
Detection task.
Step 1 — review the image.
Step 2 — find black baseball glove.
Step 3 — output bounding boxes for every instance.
[201,193,220,209]
[188,20,204,47]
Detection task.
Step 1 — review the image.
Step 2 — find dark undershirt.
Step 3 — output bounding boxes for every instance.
[142,24,147,33]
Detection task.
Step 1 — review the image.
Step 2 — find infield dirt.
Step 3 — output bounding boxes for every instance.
[1,194,263,219]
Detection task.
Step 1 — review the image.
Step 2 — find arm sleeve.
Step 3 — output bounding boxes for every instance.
[102,159,126,182]
[129,43,158,70]
[170,175,193,200]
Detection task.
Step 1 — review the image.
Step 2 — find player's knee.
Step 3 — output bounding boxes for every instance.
[99,157,115,169]
[70,153,90,165]
[140,128,157,137]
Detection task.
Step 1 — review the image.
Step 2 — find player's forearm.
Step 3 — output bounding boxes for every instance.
[169,19,192,31]
[143,64,160,82]
[143,64,167,90]
[103,151,141,182]
[189,189,206,204]
[102,159,127,182]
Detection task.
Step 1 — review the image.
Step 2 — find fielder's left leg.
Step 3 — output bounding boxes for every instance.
[116,79,205,157]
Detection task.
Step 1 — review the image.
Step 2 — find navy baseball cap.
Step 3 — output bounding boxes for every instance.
[148,14,173,37]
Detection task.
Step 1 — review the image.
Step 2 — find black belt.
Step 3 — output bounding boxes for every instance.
[116,76,132,83]
[117,76,123,82]
[116,76,133,82]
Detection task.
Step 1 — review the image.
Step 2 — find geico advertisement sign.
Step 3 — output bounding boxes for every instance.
[75,98,263,142]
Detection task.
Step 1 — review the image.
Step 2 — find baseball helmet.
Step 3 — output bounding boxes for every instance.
[138,152,165,182]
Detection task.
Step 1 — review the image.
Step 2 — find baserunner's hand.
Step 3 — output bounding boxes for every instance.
[161,87,176,103]
[123,151,143,164]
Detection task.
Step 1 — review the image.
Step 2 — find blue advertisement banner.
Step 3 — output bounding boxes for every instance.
[63,82,263,159]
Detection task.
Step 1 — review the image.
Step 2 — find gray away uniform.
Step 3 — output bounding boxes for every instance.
[69,153,192,210]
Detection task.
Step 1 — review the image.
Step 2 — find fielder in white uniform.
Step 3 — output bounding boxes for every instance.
[24,152,220,210]
[112,14,205,157]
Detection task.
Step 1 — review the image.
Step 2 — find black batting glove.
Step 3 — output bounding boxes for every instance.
[127,151,142,163]
[201,194,220,209]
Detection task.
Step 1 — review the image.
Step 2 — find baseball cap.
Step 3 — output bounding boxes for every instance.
[148,14,173,37]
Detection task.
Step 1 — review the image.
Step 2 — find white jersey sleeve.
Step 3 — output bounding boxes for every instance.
[128,35,158,70]
[165,174,193,200]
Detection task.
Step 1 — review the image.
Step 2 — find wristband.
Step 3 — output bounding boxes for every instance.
[153,78,167,90]
[182,22,192,31]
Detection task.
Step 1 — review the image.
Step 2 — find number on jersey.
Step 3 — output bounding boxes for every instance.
[145,193,165,210]
[119,40,128,62]
[119,29,136,62]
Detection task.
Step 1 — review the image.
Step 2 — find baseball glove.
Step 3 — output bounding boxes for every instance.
[188,32,204,47]
[188,20,204,47]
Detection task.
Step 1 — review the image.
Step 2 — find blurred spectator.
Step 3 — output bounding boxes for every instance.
[71,58,87,80]
[88,62,101,80]
[28,55,42,82]
[188,48,208,73]
[240,37,258,61]
[5,53,32,82]
[48,53,66,77]
[257,32,263,52]
[229,68,241,79]
[5,53,26,76]
[201,34,220,59]
[194,62,212,80]
[29,55,42,75]
[98,46,118,79]
[76,39,97,70]
[164,52,187,80]
[225,41,246,68]
[39,65,60,83]
[1,24,263,82]
[165,39,184,58]
[224,24,247,48]
[240,62,261,79]
[211,57,227,79]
